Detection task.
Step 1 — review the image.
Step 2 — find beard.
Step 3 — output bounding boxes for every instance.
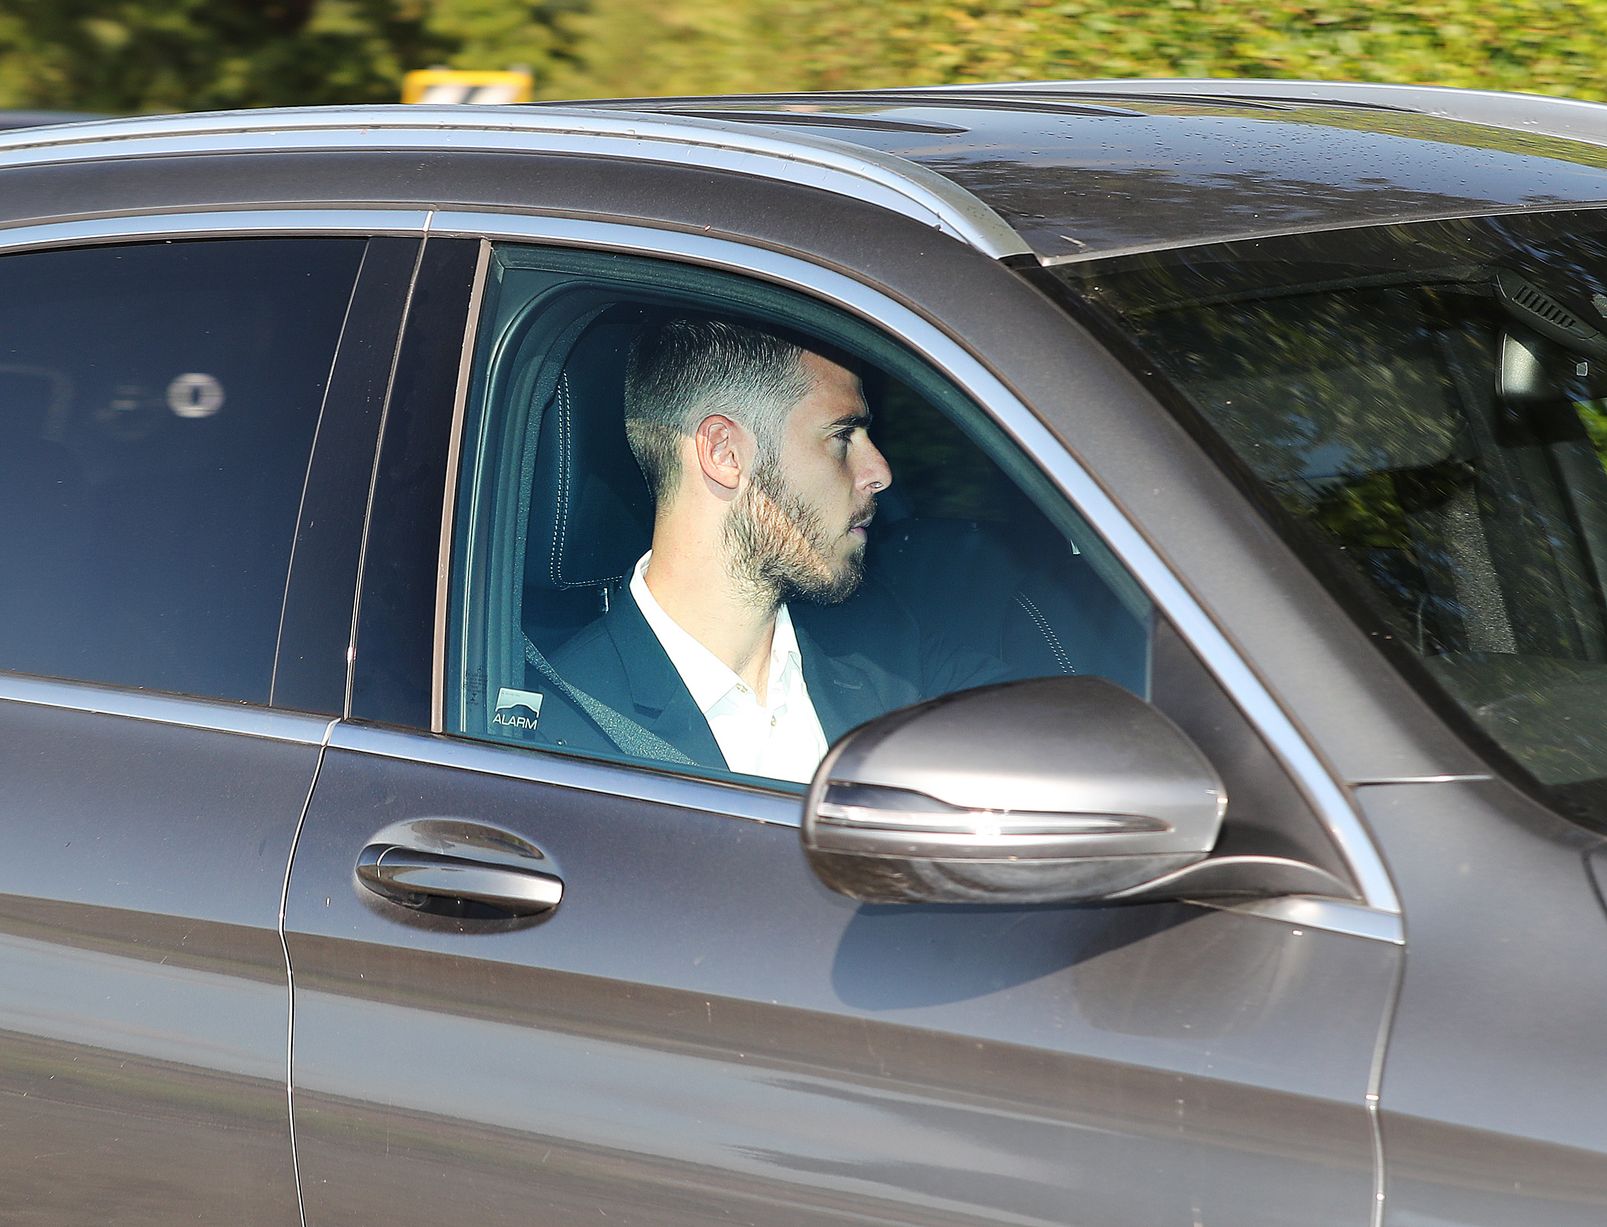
[724,454,870,608]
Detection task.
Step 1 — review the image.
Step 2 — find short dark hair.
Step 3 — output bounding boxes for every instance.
[623,314,812,502]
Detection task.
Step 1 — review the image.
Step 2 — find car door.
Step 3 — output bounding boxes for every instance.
[0,219,415,1222]
[283,205,1403,1226]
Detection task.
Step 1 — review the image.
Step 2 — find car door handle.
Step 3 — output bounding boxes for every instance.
[356,844,564,916]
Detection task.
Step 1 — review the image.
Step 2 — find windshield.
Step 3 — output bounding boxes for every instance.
[1054,210,1607,821]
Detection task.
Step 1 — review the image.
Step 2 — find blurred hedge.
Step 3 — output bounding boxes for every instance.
[541,0,1607,101]
[0,0,575,113]
[5,0,1607,113]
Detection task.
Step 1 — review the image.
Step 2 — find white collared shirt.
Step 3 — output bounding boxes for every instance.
[629,552,828,783]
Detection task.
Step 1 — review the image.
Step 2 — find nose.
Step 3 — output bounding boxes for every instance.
[858,437,893,494]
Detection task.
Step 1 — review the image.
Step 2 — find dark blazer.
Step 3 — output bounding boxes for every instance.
[533,579,997,771]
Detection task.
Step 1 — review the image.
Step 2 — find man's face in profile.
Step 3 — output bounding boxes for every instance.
[727,351,893,605]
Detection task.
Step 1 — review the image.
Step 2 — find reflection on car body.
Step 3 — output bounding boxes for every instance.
[1,80,1607,1225]
[0,109,109,132]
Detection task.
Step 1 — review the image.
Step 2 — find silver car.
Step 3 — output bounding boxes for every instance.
[2,80,1606,1225]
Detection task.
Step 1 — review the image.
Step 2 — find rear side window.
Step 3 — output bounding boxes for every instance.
[0,237,363,702]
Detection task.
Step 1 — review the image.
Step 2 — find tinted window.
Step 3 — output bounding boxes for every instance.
[1058,211,1607,817]
[0,237,363,702]
[445,246,1153,788]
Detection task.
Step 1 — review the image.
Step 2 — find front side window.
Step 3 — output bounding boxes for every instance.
[446,245,1153,789]
[0,237,363,702]
[1056,211,1607,820]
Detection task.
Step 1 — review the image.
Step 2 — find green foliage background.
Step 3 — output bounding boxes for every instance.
[543,0,1607,100]
[2,0,1607,112]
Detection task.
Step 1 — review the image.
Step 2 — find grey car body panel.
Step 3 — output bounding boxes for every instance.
[0,681,325,1223]
[1357,778,1607,1224]
[287,733,1394,1226]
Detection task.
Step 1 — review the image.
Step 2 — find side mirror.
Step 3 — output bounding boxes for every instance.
[803,677,1229,906]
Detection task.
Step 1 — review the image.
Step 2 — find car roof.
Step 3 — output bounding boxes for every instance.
[7,80,1607,263]
[575,80,1607,261]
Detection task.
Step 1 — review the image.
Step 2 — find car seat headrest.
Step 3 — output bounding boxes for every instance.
[524,309,654,593]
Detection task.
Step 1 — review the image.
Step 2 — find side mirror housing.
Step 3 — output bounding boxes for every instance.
[802,677,1227,906]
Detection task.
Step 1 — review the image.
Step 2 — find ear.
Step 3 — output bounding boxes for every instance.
[693,414,748,493]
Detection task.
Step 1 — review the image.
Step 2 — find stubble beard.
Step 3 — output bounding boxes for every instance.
[724,454,869,611]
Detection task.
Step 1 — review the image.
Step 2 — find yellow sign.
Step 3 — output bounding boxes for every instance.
[402,70,534,106]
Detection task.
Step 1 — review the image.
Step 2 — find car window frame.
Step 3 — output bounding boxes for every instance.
[441,241,1153,787]
[409,209,1401,927]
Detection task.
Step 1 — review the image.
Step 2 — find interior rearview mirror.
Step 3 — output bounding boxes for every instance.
[1494,269,1607,419]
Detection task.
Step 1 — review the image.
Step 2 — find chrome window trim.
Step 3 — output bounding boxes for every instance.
[0,671,332,746]
[0,106,1029,260]
[330,721,802,827]
[1349,773,1492,785]
[0,208,432,250]
[433,239,493,731]
[430,210,1402,920]
[1208,896,1405,946]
